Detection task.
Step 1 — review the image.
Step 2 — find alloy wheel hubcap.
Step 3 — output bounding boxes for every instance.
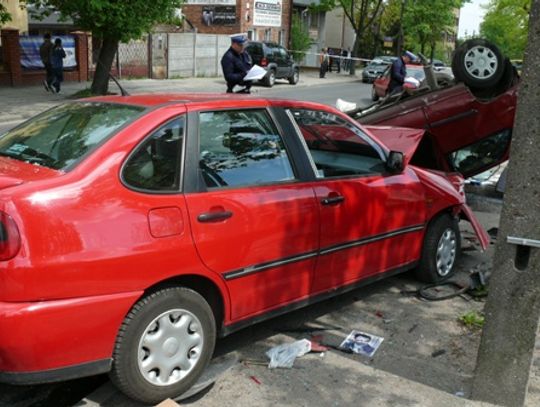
[464,46,498,79]
[138,309,203,386]
[436,228,456,277]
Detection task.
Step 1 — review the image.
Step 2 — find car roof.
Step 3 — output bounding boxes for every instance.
[81,93,336,111]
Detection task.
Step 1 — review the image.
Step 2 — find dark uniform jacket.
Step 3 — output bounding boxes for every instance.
[389,57,406,94]
[221,47,252,92]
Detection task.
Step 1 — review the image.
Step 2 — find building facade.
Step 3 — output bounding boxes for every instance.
[182,0,292,46]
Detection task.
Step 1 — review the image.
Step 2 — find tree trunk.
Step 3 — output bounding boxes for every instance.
[472,1,540,406]
[429,42,436,62]
[91,36,120,95]
[349,35,362,76]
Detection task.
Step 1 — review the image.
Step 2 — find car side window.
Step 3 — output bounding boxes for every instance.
[449,129,511,175]
[198,109,295,189]
[123,117,184,191]
[289,109,386,178]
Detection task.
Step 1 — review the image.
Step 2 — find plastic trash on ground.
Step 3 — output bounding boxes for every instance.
[336,98,358,113]
[266,339,312,368]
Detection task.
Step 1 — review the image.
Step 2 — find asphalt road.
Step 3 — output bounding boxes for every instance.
[0,79,374,407]
[0,81,374,135]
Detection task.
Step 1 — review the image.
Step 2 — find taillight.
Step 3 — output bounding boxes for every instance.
[0,212,21,260]
[260,57,268,67]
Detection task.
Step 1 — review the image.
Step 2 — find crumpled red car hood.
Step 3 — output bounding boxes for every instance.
[364,125,424,166]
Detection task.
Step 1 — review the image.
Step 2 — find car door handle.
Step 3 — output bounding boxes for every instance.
[321,195,345,205]
[197,211,233,223]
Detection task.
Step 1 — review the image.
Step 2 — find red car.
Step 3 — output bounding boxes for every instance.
[355,39,519,181]
[0,94,488,403]
[371,63,426,101]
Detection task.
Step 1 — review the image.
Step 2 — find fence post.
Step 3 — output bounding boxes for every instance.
[1,29,22,86]
[192,30,197,77]
[148,34,153,79]
[215,35,219,77]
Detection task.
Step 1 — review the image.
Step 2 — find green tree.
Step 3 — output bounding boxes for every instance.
[290,15,312,63]
[0,4,12,25]
[313,0,385,74]
[380,0,464,59]
[27,0,182,94]
[480,0,531,59]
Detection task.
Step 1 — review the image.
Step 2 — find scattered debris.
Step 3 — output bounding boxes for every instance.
[266,339,312,368]
[455,391,465,397]
[278,323,342,334]
[408,324,418,333]
[339,330,384,357]
[431,349,446,358]
[241,358,268,366]
[375,310,384,318]
[250,375,262,385]
[487,227,499,239]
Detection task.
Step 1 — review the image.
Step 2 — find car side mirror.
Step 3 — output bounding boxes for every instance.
[386,151,404,173]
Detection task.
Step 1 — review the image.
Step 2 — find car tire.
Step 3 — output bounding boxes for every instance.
[451,38,504,89]
[371,86,379,102]
[288,68,299,85]
[264,69,276,87]
[109,287,216,405]
[415,214,461,283]
[470,58,518,100]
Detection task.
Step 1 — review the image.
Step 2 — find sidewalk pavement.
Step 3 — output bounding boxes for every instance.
[0,69,359,127]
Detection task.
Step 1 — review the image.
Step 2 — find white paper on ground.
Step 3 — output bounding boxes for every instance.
[244,64,267,81]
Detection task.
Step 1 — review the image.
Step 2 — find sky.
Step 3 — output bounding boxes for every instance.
[458,0,491,38]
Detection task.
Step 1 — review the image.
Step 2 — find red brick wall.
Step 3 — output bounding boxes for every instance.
[0,29,89,87]
[1,29,22,86]
[182,0,291,45]
[182,4,241,35]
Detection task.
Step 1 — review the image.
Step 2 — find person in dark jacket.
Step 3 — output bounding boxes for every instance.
[39,33,53,92]
[388,50,416,95]
[221,34,253,93]
[50,38,66,94]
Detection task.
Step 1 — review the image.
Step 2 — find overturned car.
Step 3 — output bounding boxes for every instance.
[341,39,518,181]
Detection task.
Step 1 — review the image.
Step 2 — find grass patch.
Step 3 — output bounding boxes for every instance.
[69,88,118,99]
[458,310,485,329]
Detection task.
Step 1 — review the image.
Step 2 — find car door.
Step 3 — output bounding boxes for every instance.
[183,107,320,321]
[287,108,427,294]
[373,66,391,97]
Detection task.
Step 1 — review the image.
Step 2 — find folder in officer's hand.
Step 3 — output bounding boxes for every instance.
[244,65,267,81]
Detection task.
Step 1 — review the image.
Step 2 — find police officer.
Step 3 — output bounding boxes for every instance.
[221,33,253,93]
[389,50,416,95]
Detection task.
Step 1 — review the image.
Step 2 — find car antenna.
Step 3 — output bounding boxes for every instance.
[109,73,130,96]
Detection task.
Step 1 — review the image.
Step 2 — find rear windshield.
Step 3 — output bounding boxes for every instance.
[0,102,144,171]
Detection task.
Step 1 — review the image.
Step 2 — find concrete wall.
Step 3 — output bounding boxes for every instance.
[168,33,230,78]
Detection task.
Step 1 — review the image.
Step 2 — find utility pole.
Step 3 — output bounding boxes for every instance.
[472,1,540,406]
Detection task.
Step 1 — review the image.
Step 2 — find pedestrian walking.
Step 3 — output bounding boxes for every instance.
[335,48,341,73]
[39,33,53,92]
[388,50,416,95]
[50,38,66,94]
[220,33,253,93]
[319,48,329,78]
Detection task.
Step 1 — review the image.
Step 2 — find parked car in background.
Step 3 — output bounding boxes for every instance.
[362,58,392,83]
[0,93,487,404]
[371,63,454,101]
[245,41,299,87]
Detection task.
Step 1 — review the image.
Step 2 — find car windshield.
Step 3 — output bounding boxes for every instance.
[0,102,144,171]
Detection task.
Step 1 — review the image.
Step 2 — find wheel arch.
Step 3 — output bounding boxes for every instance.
[140,273,230,334]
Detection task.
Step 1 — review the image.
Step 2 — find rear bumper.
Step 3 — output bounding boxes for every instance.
[0,291,142,384]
